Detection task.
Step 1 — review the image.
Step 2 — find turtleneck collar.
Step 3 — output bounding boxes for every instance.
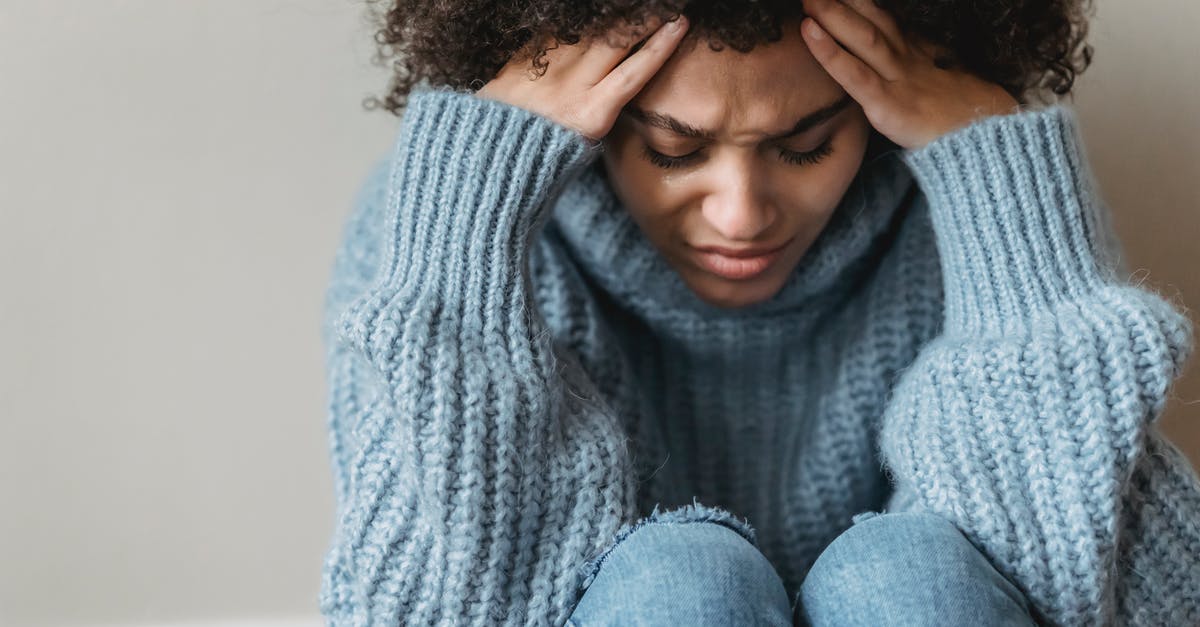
[547,132,918,331]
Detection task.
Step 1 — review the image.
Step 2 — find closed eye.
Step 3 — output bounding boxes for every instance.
[641,145,701,169]
[778,138,834,166]
[641,138,835,170]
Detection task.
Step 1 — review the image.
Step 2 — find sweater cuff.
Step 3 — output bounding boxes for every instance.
[377,86,602,304]
[902,105,1118,333]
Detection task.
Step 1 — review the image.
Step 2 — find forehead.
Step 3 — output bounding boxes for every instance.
[630,24,842,136]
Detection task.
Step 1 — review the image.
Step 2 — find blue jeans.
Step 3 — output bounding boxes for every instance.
[567,509,1038,626]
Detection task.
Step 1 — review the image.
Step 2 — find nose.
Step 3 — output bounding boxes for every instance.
[700,159,778,242]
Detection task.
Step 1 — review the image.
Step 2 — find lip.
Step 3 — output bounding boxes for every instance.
[691,237,793,280]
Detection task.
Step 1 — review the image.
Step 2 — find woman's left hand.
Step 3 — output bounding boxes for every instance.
[799,0,1022,150]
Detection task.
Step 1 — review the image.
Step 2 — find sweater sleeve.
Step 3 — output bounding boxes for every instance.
[317,86,641,626]
[878,105,1200,626]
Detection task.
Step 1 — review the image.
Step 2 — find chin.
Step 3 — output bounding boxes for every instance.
[686,272,787,310]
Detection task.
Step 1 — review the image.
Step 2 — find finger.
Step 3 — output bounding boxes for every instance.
[835,0,907,52]
[801,0,904,80]
[593,15,689,105]
[577,15,670,82]
[801,18,888,108]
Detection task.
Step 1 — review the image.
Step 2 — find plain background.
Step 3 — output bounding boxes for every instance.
[1,1,1197,625]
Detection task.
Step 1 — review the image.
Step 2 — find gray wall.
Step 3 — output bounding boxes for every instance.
[2,0,1196,625]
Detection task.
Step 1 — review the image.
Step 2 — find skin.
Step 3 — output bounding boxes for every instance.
[601,21,872,309]
[478,0,1021,309]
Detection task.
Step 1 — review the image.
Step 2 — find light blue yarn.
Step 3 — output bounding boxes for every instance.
[318,86,1200,626]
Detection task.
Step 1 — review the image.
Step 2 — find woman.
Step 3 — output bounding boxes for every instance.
[319,0,1200,624]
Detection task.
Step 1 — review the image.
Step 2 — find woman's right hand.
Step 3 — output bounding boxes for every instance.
[476,15,691,142]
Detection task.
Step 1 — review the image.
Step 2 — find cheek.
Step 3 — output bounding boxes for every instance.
[600,143,686,227]
[795,122,872,214]
[816,136,869,204]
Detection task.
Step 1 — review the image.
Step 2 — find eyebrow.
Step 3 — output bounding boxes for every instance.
[622,92,854,141]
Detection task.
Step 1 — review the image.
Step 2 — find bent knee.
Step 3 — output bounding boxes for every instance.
[590,521,781,601]
[799,511,1035,626]
[571,520,791,625]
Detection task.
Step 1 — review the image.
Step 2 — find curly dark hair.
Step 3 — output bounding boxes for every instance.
[360,0,1094,116]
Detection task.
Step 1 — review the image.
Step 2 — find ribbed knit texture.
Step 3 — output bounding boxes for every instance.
[319,85,1200,626]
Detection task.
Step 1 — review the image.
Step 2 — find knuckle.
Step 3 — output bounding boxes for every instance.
[608,66,636,90]
[861,72,886,95]
[851,61,872,83]
[866,26,881,48]
[865,26,893,57]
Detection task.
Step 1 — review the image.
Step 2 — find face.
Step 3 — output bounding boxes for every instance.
[601,19,872,309]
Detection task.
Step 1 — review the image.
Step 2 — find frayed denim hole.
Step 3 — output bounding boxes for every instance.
[851,510,883,525]
[574,497,758,594]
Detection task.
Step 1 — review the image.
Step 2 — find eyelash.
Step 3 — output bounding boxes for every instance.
[641,138,835,170]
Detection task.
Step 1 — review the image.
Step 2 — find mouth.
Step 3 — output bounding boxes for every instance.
[691,237,793,280]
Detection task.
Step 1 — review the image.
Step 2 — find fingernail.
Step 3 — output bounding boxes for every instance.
[667,15,686,31]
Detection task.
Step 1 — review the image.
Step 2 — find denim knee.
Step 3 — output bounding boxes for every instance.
[796,510,1037,627]
[568,518,792,626]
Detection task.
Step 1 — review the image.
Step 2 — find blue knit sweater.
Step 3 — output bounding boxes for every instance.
[318,86,1200,626]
